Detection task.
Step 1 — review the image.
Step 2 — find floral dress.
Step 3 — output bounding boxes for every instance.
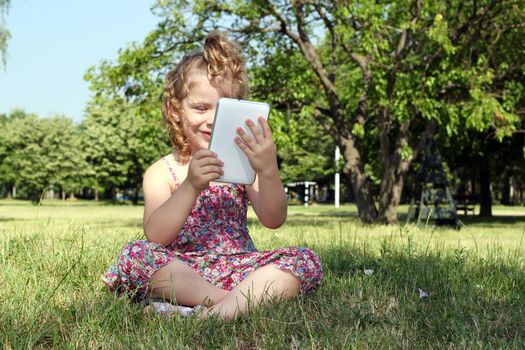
[102,158,323,301]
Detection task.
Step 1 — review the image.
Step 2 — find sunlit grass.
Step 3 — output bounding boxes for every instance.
[1,199,524,348]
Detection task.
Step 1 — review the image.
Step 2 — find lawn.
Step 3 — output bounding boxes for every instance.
[1,199,524,349]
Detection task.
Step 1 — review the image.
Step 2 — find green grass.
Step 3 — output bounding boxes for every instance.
[1,199,524,349]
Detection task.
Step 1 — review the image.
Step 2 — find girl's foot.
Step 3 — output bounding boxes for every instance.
[143,301,196,317]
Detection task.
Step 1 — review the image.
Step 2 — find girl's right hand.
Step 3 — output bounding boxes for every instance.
[185,149,224,194]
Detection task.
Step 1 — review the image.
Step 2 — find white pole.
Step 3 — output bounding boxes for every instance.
[304,187,309,207]
[335,146,340,208]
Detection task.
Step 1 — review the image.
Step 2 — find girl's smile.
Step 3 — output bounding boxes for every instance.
[200,130,212,140]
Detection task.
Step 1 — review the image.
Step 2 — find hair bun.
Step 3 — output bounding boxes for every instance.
[203,31,244,79]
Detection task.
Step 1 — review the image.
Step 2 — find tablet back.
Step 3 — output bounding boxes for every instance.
[208,98,270,184]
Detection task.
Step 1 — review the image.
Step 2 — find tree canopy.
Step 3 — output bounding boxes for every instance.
[80,97,170,203]
[85,0,524,223]
[0,111,87,201]
[4,0,523,219]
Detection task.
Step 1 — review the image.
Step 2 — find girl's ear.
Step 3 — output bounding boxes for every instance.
[171,110,181,123]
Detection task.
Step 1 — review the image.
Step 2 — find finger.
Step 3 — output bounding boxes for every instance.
[245,119,264,144]
[200,164,224,175]
[258,116,272,139]
[206,172,222,182]
[235,136,253,155]
[236,127,256,150]
[198,157,224,167]
[194,149,217,160]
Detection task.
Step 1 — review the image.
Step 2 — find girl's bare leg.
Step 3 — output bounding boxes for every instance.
[201,264,301,320]
[148,259,229,306]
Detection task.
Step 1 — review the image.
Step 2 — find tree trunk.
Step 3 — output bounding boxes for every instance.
[341,137,378,223]
[377,119,413,224]
[132,186,140,205]
[343,175,355,202]
[379,129,411,225]
[479,156,492,217]
[501,175,510,205]
[378,159,410,224]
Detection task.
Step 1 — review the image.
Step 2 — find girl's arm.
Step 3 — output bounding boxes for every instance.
[236,117,287,229]
[246,172,287,229]
[143,150,223,246]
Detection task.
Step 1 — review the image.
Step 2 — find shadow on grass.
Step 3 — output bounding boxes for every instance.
[314,243,525,346]
[3,241,523,348]
[398,212,525,229]
[0,217,23,222]
[0,201,35,206]
[458,215,525,226]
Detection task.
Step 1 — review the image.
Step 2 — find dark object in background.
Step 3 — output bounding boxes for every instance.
[406,139,459,229]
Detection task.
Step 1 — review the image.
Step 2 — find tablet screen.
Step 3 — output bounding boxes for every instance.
[208,98,270,184]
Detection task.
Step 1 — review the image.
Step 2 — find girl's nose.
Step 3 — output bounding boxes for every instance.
[206,110,215,126]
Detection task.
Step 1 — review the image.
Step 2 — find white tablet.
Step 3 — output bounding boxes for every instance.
[208,98,270,184]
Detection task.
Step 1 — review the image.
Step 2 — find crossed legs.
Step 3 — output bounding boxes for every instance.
[201,264,301,320]
[148,259,228,306]
[148,259,301,320]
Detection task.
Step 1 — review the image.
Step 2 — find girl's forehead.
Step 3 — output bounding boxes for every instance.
[187,72,236,100]
[187,74,218,99]
[188,73,212,90]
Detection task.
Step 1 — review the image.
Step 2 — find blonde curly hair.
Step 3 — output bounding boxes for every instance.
[162,31,249,163]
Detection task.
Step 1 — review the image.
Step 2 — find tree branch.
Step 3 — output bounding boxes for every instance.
[412,119,437,161]
[314,3,337,83]
[422,0,501,75]
[267,1,348,135]
[313,106,339,141]
[395,0,421,58]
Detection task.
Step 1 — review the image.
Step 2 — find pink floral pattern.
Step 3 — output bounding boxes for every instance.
[102,184,323,301]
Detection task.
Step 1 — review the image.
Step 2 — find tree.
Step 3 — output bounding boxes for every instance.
[442,115,525,217]
[0,109,27,197]
[0,0,10,67]
[86,0,524,223]
[0,113,87,201]
[251,48,336,185]
[80,98,170,203]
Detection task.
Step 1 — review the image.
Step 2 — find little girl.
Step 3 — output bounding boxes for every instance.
[102,31,323,320]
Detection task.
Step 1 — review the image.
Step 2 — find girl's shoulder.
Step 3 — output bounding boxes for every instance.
[145,152,188,193]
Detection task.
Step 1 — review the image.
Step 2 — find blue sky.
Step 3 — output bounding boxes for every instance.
[0,0,158,123]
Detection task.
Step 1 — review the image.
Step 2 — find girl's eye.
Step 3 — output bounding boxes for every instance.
[195,106,207,111]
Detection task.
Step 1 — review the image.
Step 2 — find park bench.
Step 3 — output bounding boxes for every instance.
[453,194,478,215]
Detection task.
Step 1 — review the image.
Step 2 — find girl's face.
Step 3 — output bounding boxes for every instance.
[178,74,220,153]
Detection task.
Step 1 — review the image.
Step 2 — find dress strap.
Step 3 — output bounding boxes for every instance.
[162,156,179,188]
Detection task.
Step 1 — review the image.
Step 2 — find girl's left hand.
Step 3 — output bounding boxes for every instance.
[235,116,278,177]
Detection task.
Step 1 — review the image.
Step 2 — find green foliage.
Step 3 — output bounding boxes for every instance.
[82,0,525,221]
[80,98,170,200]
[250,47,335,183]
[0,110,87,201]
